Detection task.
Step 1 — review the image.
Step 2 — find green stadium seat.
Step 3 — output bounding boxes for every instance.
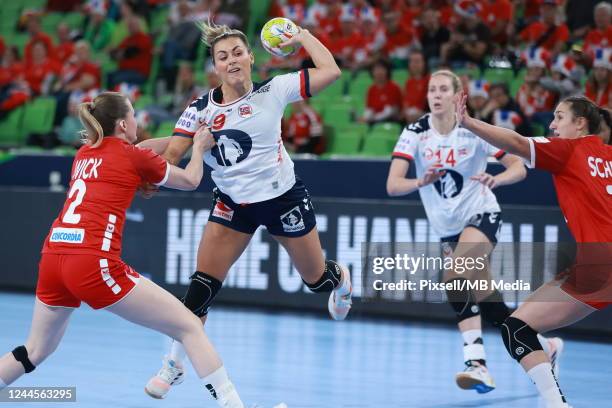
[531,123,545,137]
[64,12,85,30]
[22,97,56,135]
[134,94,153,110]
[247,0,272,40]
[326,132,362,155]
[455,66,481,80]
[0,106,25,146]
[361,135,392,156]
[41,13,65,33]
[392,69,409,86]
[510,77,524,98]
[483,68,514,85]
[155,121,176,138]
[349,72,372,99]
[322,103,353,127]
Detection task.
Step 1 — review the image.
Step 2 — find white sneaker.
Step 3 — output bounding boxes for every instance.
[547,337,564,378]
[144,356,185,399]
[327,265,352,321]
[455,363,496,394]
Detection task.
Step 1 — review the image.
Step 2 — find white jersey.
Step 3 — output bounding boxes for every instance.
[173,70,312,204]
[392,114,506,237]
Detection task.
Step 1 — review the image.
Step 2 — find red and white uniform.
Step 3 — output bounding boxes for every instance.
[37,137,169,309]
[525,136,612,308]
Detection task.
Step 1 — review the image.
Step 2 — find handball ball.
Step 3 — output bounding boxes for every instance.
[260,17,299,57]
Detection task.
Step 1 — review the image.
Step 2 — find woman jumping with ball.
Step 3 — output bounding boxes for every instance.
[144,19,352,399]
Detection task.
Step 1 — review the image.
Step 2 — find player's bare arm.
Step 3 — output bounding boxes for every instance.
[280,28,341,96]
[456,92,531,160]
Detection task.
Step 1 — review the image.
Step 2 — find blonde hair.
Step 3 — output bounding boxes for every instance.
[198,20,250,61]
[78,92,130,148]
[430,69,463,93]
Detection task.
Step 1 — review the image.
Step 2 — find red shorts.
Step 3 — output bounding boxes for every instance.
[36,253,140,309]
[560,263,612,311]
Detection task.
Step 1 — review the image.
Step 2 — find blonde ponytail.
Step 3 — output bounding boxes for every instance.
[77,92,130,148]
[78,101,104,148]
[197,19,250,60]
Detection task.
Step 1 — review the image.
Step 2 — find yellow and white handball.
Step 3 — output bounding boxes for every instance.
[260,17,300,57]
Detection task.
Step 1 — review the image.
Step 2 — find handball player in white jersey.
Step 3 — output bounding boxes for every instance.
[386,70,561,393]
[144,21,352,399]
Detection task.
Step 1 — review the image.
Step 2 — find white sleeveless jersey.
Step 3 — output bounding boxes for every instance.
[392,114,506,237]
[173,70,312,204]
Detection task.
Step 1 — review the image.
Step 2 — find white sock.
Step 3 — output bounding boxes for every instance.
[462,329,485,363]
[537,334,551,356]
[527,363,568,408]
[203,366,244,408]
[0,377,6,390]
[462,329,482,345]
[334,265,351,296]
[169,340,186,365]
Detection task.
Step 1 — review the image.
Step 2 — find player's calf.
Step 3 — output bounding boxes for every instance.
[302,260,352,320]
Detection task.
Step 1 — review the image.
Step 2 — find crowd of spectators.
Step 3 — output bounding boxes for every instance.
[0,0,609,153]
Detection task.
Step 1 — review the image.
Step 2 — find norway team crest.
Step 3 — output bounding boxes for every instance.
[211,129,252,166]
[280,206,305,232]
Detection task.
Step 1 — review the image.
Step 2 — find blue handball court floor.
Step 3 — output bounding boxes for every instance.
[0,292,610,407]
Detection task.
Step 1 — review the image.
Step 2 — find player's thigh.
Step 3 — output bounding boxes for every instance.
[512,282,595,333]
[273,227,325,283]
[196,221,253,281]
[106,277,200,339]
[25,299,74,362]
[443,227,493,280]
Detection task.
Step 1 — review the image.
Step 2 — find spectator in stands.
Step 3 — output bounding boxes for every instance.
[107,16,153,88]
[403,49,429,123]
[284,99,324,154]
[145,61,211,127]
[0,47,29,120]
[466,79,491,121]
[329,12,361,69]
[83,1,115,52]
[440,1,491,68]
[53,40,101,126]
[351,10,386,71]
[419,7,450,68]
[304,0,342,37]
[23,12,54,66]
[160,0,202,90]
[485,82,532,136]
[540,53,584,99]
[55,23,75,64]
[382,10,415,67]
[479,0,514,47]
[400,0,423,32]
[24,41,61,96]
[583,2,612,62]
[272,0,306,26]
[360,59,403,125]
[519,0,569,56]
[585,48,611,108]
[516,47,556,133]
[108,1,148,50]
[565,0,600,42]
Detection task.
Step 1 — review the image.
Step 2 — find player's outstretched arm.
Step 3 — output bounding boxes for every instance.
[164,127,215,191]
[456,92,531,160]
[280,28,341,95]
[137,137,171,155]
[164,135,194,165]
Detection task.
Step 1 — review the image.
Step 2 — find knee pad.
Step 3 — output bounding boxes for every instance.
[501,317,543,363]
[182,271,223,317]
[12,346,35,373]
[479,290,511,327]
[445,278,480,323]
[303,260,342,293]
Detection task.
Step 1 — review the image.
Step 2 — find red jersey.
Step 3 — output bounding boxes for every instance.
[403,75,429,110]
[526,136,612,242]
[24,58,61,95]
[24,32,54,66]
[586,81,612,109]
[583,26,612,57]
[117,32,153,77]
[367,81,403,114]
[516,83,556,117]
[59,60,101,90]
[54,42,75,64]
[519,22,569,51]
[42,137,168,260]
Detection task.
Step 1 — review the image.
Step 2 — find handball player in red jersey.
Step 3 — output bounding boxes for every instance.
[456,94,612,408]
[0,92,280,408]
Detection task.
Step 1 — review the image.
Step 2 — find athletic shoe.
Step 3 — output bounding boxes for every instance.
[547,337,564,378]
[455,362,496,394]
[327,265,352,321]
[144,356,184,399]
